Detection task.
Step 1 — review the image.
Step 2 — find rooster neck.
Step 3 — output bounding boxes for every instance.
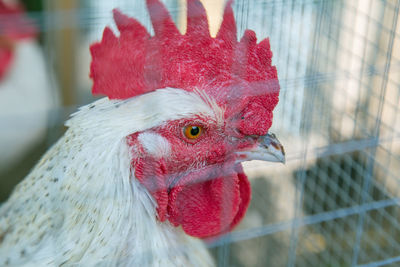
[1,127,213,266]
[0,91,217,266]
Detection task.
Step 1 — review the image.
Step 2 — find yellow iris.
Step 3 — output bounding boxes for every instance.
[184,126,203,139]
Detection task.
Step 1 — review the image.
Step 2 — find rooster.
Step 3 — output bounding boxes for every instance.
[0,0,55,171]
[0,0,284,266]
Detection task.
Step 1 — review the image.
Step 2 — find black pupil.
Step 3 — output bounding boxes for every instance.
[190,126,200,136]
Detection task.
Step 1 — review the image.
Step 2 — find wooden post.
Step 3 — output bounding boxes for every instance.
[178,0,224,36]
[45,0,78,107]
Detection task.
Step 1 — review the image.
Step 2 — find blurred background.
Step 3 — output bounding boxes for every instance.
[0,0,399,266]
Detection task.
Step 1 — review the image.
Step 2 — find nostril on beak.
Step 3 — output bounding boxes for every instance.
[270,140,285,156]
[262,133,285,163]
[236,132,285,164]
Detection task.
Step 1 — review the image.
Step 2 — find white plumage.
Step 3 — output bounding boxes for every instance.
[0,88,217,266]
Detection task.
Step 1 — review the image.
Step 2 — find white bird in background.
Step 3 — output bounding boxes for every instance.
[0,0,284,266]
[0,0,56,171]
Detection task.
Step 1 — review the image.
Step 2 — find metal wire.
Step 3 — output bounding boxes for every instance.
[1,0,400,266]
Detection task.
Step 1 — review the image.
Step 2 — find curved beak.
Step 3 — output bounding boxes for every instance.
[236,133,285,164]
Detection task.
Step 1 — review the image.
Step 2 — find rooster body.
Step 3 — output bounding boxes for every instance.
[0,89,217,266]
[0,1,284,266]
[0,90,215,266]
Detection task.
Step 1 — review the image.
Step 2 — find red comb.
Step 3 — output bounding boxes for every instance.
[0,1,36,39]
[90,0,280,135]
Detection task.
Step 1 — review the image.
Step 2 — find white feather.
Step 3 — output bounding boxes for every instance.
[0,88,220,266]
[137,132,171,158]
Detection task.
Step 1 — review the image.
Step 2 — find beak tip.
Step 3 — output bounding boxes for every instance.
[278,154,286,164]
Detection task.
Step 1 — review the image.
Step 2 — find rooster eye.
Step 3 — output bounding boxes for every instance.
[184,125,203,139]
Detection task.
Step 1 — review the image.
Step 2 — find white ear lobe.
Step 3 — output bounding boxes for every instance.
[137,132,171,158]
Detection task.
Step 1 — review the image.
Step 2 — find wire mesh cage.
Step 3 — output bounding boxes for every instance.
[0,0,399,266]
[227,0,400,266]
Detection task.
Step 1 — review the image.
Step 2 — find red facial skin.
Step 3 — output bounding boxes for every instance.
[127,117,256,238]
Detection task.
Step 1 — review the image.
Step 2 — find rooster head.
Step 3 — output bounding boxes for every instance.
[0,0,36,79]
[90,0,284,239]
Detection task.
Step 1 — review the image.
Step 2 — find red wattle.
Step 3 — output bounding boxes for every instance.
[167,164,251,238]
[229,170,251,231]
